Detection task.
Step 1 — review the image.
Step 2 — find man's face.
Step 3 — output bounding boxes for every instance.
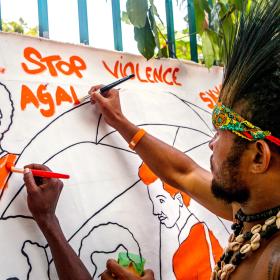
[147,179,182,228]
[209,129,250,204]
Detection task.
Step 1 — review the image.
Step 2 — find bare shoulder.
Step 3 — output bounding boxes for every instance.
[254,234,280,280]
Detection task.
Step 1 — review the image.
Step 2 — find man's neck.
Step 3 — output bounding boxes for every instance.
[240,188,280,231]
[241,193,280,216]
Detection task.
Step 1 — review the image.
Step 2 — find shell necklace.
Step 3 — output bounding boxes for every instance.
[212,206,280,280]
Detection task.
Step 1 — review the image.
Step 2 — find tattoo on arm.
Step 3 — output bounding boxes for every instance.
[268,245,280,280]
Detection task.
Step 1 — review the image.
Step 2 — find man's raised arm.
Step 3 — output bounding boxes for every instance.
[90,86,233,221]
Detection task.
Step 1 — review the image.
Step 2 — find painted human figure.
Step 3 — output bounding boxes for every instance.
[139,162,223,279]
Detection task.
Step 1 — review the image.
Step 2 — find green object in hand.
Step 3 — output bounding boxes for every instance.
[118,252,146,276]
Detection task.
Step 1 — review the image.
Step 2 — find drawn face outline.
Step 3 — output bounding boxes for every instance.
[147,179,183,228]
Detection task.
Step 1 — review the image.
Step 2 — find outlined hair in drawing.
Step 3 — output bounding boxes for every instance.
[138,162,191,207]
[0,83,14,142]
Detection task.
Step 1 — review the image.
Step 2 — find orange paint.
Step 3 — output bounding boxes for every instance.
[102,58,182,86]
[162,68,173,85]
[145,67,154,83]
[21,84,40,110]
[138,162,190,207]
[37,84,55,117]
[56,86,73,106]
[172,68,181,86]
[173,223,222,280]
[21,47,87,78]
[21,84,80,117]
[199,85,221,109]
[0,67,6,74]
[0,154,17,190]
[153,66,163,83]
[135,64,148,83]
[69,86,80,105]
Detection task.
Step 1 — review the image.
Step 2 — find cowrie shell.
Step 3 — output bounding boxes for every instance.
[223,264,235,273]
[229,242,242,252]
[251,242,260,251]
[250,232,261,243]
[218,270,223,278]
[235,234,245,243]
[221,261,225,268]
[228,233,235,242]
[214,265,220,272]
[277,210,280,218]
[276,217,280,229]
[251,224,262,234]
[262,224,268,231]
[265,216,276,225]
[221,271,228,280]
[240,243,251,254]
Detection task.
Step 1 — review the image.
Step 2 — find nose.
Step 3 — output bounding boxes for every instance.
[152,203,160,216]
[209,133,217,151]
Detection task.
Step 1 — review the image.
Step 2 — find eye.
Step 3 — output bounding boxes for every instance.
[159,199,165,204]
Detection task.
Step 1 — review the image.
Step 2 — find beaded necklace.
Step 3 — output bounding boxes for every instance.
[211,206,280,280]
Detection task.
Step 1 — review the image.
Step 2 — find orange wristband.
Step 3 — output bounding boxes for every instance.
[129,129,146,150]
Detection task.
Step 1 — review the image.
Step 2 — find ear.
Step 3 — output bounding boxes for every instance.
[250,140,271,173]
[174,193,184,207]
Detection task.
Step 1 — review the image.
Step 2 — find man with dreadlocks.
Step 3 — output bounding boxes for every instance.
[23,0,279,279]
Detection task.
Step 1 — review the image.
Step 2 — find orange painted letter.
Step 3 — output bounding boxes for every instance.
[21,47,46,74]
[69,56,87,78]
[172,68,182,86]
[37,84,55,117]
[21,85,39,110]
[56,86,72,105]
[163,68,173,85]
[199,92,215,109]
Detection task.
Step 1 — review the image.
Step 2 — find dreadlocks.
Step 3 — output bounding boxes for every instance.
[219,0,280,142]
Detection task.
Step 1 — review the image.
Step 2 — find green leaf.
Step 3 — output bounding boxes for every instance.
[159,45,169,58]
[126,0,148,28]
[207,29,221,61]
[202,30,215,68]
[176,40,191,60]
[134,17,156,60]
[229,0,243,10]
[194,0,210,35]
[149,0,164,25]
[148,7,162,56]
[121,11,131,25]
[219,3,236,54]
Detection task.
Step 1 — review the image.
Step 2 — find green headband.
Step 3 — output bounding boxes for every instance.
[212,103,280,146]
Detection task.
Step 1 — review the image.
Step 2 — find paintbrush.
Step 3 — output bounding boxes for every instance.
[6,162,70,179]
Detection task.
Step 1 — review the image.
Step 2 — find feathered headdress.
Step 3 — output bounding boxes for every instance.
[219,0,280,108]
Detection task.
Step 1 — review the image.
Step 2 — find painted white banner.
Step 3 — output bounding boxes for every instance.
[0,32,230,280]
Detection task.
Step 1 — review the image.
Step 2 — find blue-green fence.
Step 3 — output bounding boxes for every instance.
[0,0,198,62]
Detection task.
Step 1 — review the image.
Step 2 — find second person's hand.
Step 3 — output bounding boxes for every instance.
[23,163,63,226]
[101,259,155,280]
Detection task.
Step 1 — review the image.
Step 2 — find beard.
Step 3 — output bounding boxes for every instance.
[211,138,250,204]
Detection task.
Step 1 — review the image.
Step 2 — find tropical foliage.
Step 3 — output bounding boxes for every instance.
[124,0,256,68]
[2,17,38,36]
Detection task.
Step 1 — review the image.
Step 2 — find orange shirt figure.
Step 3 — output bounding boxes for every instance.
[173,223,223,280]
[139,162,223,279]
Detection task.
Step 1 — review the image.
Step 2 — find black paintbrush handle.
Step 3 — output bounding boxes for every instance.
[100,74,135,95]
